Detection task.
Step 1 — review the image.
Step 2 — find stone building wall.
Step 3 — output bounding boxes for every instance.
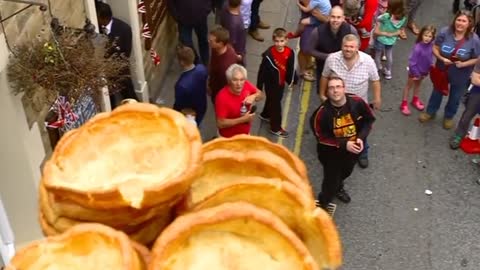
[0,0,88,248]
[1,1,86,44]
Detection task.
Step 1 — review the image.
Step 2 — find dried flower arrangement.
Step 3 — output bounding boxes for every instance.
[7,24,129,110]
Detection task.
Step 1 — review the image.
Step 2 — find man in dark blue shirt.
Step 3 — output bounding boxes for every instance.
[173,46,208,125]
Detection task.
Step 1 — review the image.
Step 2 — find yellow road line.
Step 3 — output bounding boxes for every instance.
[293,79,312,155]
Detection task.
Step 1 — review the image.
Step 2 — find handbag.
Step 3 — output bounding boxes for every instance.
[430,65,449,95]
[430,38,466,96]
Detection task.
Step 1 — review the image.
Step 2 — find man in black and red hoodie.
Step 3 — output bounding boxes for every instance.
[257,28,295,138]
[310,76,375,213]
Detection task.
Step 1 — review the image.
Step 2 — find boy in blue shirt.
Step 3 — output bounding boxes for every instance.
[173,46,208,125]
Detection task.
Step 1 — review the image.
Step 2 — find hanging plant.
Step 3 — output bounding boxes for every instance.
[6,25,129,109]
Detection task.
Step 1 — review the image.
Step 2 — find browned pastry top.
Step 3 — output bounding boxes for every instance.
[6,223,145,270]
[150,202,319,270]
[42,103,202,208]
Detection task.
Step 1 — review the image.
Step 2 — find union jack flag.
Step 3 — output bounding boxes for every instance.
[46,96,78,129]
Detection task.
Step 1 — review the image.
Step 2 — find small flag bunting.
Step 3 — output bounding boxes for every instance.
[150,49,160,65]
[142,23,152,39]
[138,0,146,13]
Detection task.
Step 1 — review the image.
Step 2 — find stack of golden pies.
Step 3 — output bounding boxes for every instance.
[38,103,202,245]
[5,223,150,270]
[166,135,342,270]
[7,103,343,270]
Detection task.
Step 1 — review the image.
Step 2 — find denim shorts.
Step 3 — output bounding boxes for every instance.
[374,39,393,51]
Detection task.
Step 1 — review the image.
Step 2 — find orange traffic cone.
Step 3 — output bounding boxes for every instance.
[460,117,480,154]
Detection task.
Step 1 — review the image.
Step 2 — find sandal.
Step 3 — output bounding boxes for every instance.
[302,72,315,82]
[407,22,420,35]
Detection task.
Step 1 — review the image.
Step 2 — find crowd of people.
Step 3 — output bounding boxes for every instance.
[165,0,480,214]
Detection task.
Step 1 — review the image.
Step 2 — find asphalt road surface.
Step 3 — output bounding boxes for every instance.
[291,1,480,269]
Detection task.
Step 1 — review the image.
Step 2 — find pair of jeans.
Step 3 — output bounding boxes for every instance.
[453,0,474,10]
[374,41,393,72]
[455,91,480,137]
[178,21,210,65]
[407,0,424,22]
[329,0,341,6]
[426,80,470,119]
[316,144,357,206]
[359,137,369,159]
[213,0,226,24]
[248,0,263,32]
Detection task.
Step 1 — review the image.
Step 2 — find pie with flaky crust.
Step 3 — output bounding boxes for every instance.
[39,181,178,228]
[202,135,308,180]
[5,223,148,270]
[181,136,314,210]
[39,207,171,246]
[187,177,342,269]
[149,202,319,270]
[41,103,203,209]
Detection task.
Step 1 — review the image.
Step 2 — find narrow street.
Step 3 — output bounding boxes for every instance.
[157,0,480,269]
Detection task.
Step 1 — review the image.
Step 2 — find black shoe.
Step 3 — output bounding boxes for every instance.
[358,157,369,168]
[336,189,351,203]
[464,0,474,10]
[453,0,460,14]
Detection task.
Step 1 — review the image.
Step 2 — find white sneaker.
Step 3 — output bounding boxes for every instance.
[383,69,392,80]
